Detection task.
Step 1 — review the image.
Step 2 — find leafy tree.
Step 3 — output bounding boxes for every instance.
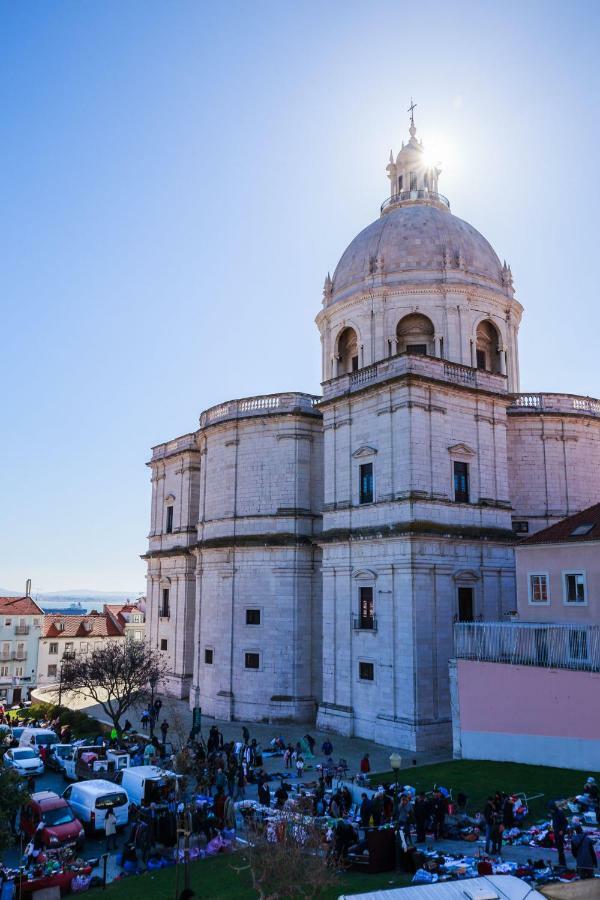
[60,640,166,735]
[0,768,29,852]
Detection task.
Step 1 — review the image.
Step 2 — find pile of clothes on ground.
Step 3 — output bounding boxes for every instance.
[411,849,570,887]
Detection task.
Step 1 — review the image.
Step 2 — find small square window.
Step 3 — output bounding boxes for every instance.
[529,574,549,604]
[205,648,213,665]
[49,643,58,655]
[47,664,57,677]
[359,661,374,681]
[245,652,260,670]
[4,620,11,627]
[359,463,373,504]
[160,639,168,651]
[512,520,529,534]
[245,609,261,626]
[453,461,469,503]
[570,523,594,537]
[564,572,586,604]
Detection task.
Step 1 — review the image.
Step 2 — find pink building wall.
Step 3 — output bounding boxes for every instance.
[454,659,600,769]
[516,543,600,623]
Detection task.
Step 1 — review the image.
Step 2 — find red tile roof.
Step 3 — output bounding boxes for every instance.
[43,611,124,639]
[520,502,600,545]
[0,596,44,616]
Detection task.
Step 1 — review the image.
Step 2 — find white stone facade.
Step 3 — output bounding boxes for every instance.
[0,597,44,706]
[145,118,600,750]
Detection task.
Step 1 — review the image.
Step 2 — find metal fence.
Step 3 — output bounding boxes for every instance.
[454,621,600,672]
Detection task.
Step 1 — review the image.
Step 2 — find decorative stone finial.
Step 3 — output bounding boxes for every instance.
[323,272,333,301]
[501,261,514,290]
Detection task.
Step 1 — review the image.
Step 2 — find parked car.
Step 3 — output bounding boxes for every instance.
[9,726,25,747]
[20,791,85,849]
[3,747,45,776]
[19,727,59,752]
[62,780,129,834]
[46,743,75,773]
[116,765,181,807]
[62,745,130,783]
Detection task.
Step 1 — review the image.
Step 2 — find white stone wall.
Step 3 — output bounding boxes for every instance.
[37,634,125,687]
[507,408,600,533]
[0,612,43,704]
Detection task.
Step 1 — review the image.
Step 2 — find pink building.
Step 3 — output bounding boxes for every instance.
[451,503,600,769]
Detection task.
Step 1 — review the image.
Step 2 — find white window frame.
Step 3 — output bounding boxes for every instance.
[357,658,376,683]
[243,650,261,671]
[244,607,262,627]
[562,570,588,606]
[527,572,551,605]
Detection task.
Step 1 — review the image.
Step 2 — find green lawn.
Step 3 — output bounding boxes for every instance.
[93,853,410,899]
[368,759,597,821]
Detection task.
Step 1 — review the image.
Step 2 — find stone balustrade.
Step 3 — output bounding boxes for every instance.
[150,432,198,462]
[509,392,600,417]
[322,352,507,400]
[199,392,322,429]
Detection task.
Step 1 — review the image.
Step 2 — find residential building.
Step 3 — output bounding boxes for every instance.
[0,596,44,706]
[37,610,124,687]
[451,503,600,768]
[144,113,600,750]
[105,600,146,642]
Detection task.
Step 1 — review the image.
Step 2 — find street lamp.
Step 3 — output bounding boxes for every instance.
[389,752,402,799]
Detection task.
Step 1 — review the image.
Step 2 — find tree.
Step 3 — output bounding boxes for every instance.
[0,768,29,852]
[60,640,166,735]
[234,811,339,899]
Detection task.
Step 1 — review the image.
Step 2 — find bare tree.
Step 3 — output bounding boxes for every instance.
[233,811,339,899]
[60,640,166,735]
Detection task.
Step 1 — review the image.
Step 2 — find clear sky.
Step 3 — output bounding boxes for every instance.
[2,1,599,593]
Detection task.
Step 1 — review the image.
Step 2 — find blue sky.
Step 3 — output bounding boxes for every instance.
[2,1,599,592]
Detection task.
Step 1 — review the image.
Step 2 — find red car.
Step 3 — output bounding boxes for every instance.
[21,791,85,850]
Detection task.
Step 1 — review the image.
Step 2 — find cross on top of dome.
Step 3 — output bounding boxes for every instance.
[383,105,449,215]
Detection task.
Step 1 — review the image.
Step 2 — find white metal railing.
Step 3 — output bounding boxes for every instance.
[454,622,600,672]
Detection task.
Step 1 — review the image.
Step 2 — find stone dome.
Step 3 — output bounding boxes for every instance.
[329,203,504,304]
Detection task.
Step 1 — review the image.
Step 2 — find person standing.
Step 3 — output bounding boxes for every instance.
[296,754,305,778]
[322,738,333,757]
[360,753,371,775]
[160,720,169,745]
[359,793,372,828]
[550,802,568,868]
[483,796,496,854]
[104,808,118,852]
[141,710,149,731]
[432,790,448,841]
[258,778,271,808]
[242,725,250,745]
[571,825,598,879]
[414,792,429,844]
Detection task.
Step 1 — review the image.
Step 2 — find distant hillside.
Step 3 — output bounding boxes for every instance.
[0,588,143,603]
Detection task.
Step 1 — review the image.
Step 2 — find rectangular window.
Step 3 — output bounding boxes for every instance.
[359,463,374,504]
[1,643,10,660]
[49,642,58,655]
[453,461,469,503]
[529,574,549,604]
[80,642,88,653]
[166,505,174,534]
[161,588,170,618]
[160,639,168,651]
[14,666,23,677]
[476,349,487,370]
[245,609,261,626]
[457,587,474,622]
[134,631,142,641]
[359,587,374,629]
[64,642,73,652]
[512,520,529,534]
[569,629,588,660]
[0,665,8,677]
[359,661,374,681]
[47,665,57,677]
[564,572,586,604]
[245,652,260,670]
[406,343,427,355]
[205,648,213,665]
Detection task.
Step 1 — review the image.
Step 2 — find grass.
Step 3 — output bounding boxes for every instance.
[7,702,107,739]
[92,852,411,899]
[368,759,598,822]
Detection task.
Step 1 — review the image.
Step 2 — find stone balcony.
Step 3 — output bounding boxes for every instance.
[508,392,600,418]
[322,353,507,402]
[199,392,322,429]
[150,432,198,463]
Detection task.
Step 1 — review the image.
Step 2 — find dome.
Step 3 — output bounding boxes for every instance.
[329,203,504,304]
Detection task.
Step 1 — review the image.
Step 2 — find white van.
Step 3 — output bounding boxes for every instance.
[19,727,59,752]
[116,765,180,807]
[62,779,129,833]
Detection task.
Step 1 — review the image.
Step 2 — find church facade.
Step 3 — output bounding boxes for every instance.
[144,118,600,750]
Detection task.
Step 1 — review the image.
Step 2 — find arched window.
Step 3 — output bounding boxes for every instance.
[475,320,501,373]
[337,327,359,374]
[396,313,435,356]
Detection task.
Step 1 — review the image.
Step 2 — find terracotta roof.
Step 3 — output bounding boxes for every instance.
[43,611,124,639]
[0,596,44,616]
[519,502,600,546]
